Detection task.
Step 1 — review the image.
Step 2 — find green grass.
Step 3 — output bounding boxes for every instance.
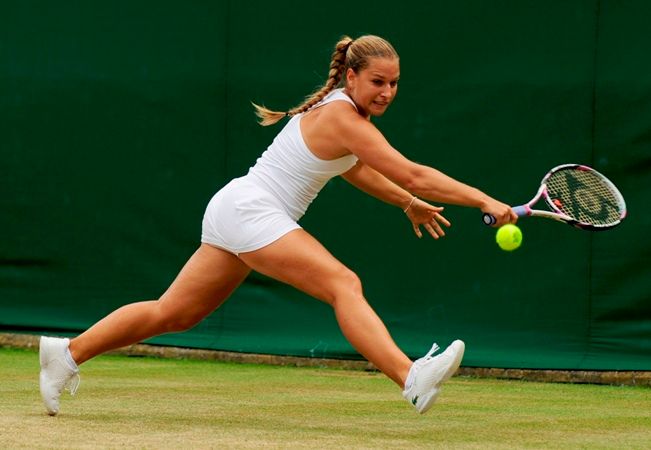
[1,347,650,449]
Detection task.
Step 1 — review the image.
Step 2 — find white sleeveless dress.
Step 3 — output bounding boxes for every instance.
[201,89,358,255]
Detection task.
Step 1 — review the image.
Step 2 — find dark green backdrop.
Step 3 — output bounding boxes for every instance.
[2,1,649,370]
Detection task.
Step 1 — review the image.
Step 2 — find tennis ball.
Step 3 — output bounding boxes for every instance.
[496,224,522,251]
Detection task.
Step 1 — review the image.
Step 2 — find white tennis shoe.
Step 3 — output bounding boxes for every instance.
[402,339,465,414]
[39,336,80,416]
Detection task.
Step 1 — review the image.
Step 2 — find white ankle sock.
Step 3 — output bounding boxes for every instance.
[64,347,79,371]
[404,363,416,391]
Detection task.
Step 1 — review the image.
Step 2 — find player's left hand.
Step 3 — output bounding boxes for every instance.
[406,198,451,239]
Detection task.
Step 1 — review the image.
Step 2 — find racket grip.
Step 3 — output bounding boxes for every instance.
[482,213,497,226]
[482,206,530,226]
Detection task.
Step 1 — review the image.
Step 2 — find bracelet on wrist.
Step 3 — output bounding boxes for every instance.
[403,196,417,213]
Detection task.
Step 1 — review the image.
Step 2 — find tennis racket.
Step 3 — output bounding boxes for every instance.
[483,164,627,230]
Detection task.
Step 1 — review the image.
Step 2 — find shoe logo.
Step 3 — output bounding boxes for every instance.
[411,395,419,406]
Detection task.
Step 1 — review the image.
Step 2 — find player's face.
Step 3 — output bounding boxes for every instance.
[345,57,400,117]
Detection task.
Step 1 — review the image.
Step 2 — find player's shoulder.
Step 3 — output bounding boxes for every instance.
[320,98,358,114]
[319,100,366,128]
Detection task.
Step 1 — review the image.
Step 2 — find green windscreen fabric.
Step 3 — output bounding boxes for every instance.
[1,1,649,370]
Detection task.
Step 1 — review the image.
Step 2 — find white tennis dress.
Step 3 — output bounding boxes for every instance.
[201,89,359,255]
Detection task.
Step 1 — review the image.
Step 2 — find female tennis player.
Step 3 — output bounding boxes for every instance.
[39,35,516,416]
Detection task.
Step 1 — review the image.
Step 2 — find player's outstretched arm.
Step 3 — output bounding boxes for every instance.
[341,161,450,238]
[331,109,515,226]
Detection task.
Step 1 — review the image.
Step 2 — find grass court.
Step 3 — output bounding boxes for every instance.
[1,347,650,449]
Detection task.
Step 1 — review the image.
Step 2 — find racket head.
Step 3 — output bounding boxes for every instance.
[541,164,627,230]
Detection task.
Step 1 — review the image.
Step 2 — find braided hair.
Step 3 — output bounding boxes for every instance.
[253,35,399,126]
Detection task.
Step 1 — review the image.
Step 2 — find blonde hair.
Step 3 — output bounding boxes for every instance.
[253,35,399,126]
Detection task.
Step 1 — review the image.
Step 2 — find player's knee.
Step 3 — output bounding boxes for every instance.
[165,315,202,333]
[155,302,203,333]
[328,268,364,305]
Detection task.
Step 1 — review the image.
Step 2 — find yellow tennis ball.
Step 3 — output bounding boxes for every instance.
[496,224,522,251]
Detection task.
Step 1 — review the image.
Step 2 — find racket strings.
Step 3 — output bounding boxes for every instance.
[545,169,624,226]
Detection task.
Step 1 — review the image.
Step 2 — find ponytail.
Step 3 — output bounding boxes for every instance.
[253,36,354,126]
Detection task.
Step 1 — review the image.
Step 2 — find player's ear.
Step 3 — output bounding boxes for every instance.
[345,68,357,90]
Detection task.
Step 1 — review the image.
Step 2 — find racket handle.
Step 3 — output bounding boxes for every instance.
[482,213,497,226]
[482,205,530,226]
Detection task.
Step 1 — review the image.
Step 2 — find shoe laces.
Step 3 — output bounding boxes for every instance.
[409,343,441,378]
[65,373,80,396]
[423,343,440,360]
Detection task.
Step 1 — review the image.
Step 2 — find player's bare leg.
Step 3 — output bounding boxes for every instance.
[40,244,250,415]
[69,245,250,364]
[238,229,413,387]
[239,229,465,414]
